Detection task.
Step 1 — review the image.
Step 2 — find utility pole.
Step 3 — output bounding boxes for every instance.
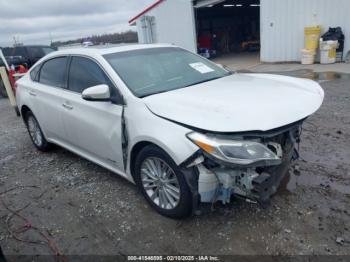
[13,36,17,47]
[49,32,53,46]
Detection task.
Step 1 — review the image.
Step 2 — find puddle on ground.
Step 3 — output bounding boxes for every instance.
[279,171,350,195]
[239,69,350,82]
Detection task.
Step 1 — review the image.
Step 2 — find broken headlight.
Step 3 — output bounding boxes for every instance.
[187,132,281,166]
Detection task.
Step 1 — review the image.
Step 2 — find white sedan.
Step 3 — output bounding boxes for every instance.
[16,44,324,218]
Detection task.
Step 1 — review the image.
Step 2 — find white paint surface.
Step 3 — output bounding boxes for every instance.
[145,73,324,132]
[15,45,324,212]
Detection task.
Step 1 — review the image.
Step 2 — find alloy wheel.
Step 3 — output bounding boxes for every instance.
[140,157,180,210]
[27,116,43,147]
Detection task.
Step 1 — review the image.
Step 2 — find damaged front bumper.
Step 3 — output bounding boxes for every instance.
[183,120,303,210]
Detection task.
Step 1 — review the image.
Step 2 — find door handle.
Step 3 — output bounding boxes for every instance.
[29,91,37,96]
[62,103,73,110]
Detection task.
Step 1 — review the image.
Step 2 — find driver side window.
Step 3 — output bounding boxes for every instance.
[68,56,110,93]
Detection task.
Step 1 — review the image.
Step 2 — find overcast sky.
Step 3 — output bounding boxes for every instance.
[0,0,155,46]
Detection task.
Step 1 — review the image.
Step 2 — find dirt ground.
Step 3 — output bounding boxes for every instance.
[0,65,350,259]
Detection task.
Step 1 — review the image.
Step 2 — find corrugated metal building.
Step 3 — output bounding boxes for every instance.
[261,0,349,62]
[130,0,197,53]
[129,0,350,62]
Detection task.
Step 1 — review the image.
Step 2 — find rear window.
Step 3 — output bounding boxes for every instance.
[2,48,12,56]
[2,47,26,57]
[27,46,55,59]
[2,46,55,58]
[39,57,67,88]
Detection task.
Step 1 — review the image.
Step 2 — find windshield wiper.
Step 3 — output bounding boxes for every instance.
[184,75,227,88]
[139,89,173,98]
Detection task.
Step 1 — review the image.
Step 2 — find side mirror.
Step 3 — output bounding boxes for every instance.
[82,84,111,101]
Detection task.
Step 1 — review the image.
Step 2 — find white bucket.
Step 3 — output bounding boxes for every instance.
[301,49,315,65]
[320,49,336,64]
[320,40,338,64]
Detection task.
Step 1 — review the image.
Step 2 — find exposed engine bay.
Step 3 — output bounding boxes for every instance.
[186,120,303,206]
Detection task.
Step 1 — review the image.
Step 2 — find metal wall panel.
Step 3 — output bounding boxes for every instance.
[261,0,350,62]
[136,0,197,53]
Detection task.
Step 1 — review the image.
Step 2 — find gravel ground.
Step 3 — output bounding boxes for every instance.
[0,68,350,259]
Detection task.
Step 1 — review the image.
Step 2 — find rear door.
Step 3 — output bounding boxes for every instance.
[32,56,69,142]
[62,56,125,171]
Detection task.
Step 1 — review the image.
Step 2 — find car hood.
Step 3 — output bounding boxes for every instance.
[143,73,324,133]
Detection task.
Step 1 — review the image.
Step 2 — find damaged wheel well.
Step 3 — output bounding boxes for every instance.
[129,141,154,179]
[21,105,31,119]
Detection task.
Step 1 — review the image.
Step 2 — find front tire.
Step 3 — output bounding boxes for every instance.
[24,111,51,151]
[134,145,192,218]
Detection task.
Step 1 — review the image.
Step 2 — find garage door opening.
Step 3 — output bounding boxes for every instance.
[195,0,260,69]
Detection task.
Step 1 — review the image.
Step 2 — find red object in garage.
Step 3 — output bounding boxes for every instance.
[197,35,212,49]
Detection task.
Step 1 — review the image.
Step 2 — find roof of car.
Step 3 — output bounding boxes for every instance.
[51,43,175,57]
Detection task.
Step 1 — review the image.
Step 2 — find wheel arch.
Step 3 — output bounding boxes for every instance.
[128,131,199,178]
[20,105,49,139]
[129,138,191,179]
[129,141,159,180]
[129,139,199,217]
[21,105,32,120]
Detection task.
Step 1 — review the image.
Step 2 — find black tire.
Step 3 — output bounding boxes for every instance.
[134,145,193,218]
[0,244,6,262]
[0,79,8,98]
[24,111,51,151]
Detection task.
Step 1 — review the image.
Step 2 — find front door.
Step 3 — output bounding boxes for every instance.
[62,56,125,172]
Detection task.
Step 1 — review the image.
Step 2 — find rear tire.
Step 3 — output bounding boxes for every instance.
[134,145,192,218]
[24,111,51,151]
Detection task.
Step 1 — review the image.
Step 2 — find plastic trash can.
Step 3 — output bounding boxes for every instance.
[305,26,321,49]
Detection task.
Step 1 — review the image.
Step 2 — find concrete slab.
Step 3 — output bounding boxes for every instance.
[212,52,260,71]
[213,52,350,74]
[250,62,350,74]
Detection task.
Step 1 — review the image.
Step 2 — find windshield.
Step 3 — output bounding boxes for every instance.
[104,47,231,98]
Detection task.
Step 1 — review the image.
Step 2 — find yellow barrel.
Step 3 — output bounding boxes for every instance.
[304,26,321,49]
